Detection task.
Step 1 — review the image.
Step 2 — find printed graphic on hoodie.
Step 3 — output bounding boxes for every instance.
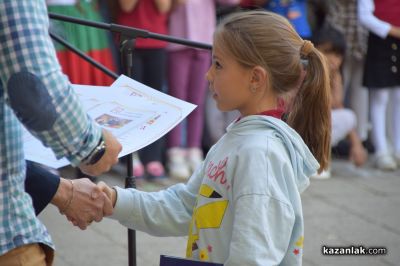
[186,184,229,260]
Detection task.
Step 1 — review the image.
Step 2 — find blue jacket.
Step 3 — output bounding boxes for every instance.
[264,0,311,38]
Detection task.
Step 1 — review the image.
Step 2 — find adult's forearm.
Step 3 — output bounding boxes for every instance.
[25,161,60,215]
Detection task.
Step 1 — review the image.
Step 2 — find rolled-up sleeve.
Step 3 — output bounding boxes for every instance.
[0,1,101,166]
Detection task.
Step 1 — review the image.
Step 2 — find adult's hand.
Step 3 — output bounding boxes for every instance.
[79,129,122,177]
[52,178,113,230]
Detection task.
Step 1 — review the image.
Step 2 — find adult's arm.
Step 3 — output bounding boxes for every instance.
[0,1,121,176]
[24,161,113,229]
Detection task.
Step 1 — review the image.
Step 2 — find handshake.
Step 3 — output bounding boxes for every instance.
[50,129,122,229]
[52,177,118,230]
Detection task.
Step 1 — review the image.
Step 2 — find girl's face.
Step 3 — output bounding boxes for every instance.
[206,44,255,115]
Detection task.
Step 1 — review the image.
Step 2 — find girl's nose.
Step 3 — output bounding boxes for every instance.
[205,67,212,81]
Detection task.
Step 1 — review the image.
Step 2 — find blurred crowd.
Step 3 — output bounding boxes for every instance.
[48,0,400,180]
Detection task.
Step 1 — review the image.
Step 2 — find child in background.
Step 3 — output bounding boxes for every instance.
[312,25,367,178]
[261,0,312,39]
[116,0,171,180]
[358,0,400,170]
[99,11,330,265]
[325,0,370,154]
[47,0,116,86]
[166,0,240,180]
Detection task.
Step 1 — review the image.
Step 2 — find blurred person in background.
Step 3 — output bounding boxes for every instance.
[166,0,240,180]
[47,0,117,86]
[116,0,172,182]
[312,25,367,179]
[358,0,400,171]
[250,0,312,39]
[325,0,372,155]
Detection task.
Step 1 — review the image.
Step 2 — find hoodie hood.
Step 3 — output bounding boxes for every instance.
[227,115,319,193]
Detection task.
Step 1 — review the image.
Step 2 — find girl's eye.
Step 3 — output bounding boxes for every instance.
[215,61,222,69]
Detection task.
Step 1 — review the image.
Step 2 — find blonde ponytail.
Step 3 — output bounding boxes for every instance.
[287,46,331,172]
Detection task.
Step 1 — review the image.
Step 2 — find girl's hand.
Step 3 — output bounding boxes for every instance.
[97,181,117,208]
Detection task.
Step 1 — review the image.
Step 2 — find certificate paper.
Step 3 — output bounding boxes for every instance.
[23,75,196,168]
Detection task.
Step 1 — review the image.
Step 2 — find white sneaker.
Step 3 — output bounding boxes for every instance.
[167,148,191,180]
[311,168,331,179]
[187,148,204,173]
[375,154,397,171]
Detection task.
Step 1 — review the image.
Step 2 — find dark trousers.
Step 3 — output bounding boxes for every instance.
[132,48,166,164]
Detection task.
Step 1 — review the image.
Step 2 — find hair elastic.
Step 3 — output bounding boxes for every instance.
[300,40,314,58]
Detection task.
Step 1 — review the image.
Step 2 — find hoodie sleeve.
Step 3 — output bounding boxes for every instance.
[110,165,204,237]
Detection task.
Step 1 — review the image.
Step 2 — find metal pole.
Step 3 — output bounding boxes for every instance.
[120,38,137,266]
[49,13,212,51]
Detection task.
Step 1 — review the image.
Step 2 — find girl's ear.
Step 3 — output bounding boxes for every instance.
[250,66,268,90]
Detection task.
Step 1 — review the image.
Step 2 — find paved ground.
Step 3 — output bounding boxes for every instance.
[39,159,400,266]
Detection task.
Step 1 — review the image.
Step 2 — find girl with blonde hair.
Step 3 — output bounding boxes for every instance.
[99,11,331,265]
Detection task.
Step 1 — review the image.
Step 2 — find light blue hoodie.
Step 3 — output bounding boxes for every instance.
[111,115,319,265]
